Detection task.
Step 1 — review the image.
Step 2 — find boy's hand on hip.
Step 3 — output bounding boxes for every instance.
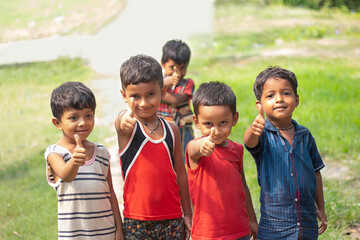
[251,103,265,136]
[73,134,86,166]
[121,97,137,134]
[200,128,216,156]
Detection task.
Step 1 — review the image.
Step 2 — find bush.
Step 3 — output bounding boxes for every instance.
[256,0,360,11]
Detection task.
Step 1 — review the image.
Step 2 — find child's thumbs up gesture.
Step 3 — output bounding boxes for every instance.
[171,66,181,86]
[251,103,266,136]
[121,97,137,134]
[73,134,86,166]
[200,127,216,156]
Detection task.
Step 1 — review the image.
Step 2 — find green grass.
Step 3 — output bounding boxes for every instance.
[0,0,126,43]
[0,57,114,239]
[188,1,360,239]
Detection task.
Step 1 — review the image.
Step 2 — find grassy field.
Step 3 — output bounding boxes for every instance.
[0,0,126,43]
[0,0,359,239]
[188,1,360,239]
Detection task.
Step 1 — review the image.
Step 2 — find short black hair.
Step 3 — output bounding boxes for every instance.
[161,39,191,65]
[193,81,236,117]
[50,81,96,121]
[254,66,298,101]
[120,54,163,90]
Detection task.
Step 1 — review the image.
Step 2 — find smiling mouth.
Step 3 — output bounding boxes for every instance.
[76,130,89,133]
[274,106,287,111]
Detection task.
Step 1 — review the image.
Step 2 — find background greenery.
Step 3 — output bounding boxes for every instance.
[0,0,359,239]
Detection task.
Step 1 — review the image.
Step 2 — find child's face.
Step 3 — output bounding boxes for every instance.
[121,82,166,121]
[194,105,238,146]
[161,59,188,80]
[258,77,299,123]
[53,108,95,142]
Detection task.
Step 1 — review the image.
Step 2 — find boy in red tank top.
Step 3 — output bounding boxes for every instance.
[115,54,192,240]
[186,82,258,240]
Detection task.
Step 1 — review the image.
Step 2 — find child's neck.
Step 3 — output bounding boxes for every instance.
[137,116,164,139]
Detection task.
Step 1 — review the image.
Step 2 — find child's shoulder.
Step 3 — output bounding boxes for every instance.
[44,144,70,160]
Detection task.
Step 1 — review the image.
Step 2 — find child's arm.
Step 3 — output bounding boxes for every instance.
[162,91,189,106]
[241,168,258,239]
[243,103,265,148]
[47,134,86,182]
[187,128,216,169]
[107,167,125,240]
[316,171,328,235]
[170,122,192,240]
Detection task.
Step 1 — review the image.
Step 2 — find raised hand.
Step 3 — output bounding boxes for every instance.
[171,66,181,86]
[200,127,216,156]
[121,97,137,134]
[251,103,266,136]
[73,134,86,166]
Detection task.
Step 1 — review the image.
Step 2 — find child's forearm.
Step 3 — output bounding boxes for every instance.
[316,171,325,211]
[187,139,204,162]
[177,172,192,215]
[162,92,188,106]
[243,175,257,223]
[243,125,259,148]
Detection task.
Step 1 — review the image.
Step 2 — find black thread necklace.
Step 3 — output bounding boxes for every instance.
[276,124,294,131]
[143,118,160,134]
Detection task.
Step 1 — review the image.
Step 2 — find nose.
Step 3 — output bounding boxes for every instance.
[139,97,147,107]
[78,117,87,127]
[275,93,283,103]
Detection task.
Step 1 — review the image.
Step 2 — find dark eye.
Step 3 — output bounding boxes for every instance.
[69,116,77,121]
[148,92,155,97]
[86,114,93,119]
[220,121,227,125]
[266,94,273,98]
[205,122,212,127]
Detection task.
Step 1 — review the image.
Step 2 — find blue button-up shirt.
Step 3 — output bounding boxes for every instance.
[246,119,325,240]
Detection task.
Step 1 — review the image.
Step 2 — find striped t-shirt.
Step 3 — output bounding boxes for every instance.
[45,143,115,239]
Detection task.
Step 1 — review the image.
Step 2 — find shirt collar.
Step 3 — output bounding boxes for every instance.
[265,119,301,134]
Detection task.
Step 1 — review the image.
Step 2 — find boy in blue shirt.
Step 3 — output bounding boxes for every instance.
[244,66,328,239]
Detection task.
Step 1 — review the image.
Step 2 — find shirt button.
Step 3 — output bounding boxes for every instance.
[295,198,298,202]
[291,173,293,176]
[297,222,300,226]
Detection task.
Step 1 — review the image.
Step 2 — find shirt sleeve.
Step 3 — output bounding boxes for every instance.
[307,132,325,172]
[178,78,194,98]
[244,133,264,164]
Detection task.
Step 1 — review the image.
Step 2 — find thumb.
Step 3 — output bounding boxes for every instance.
[256,102,265,119]
[128,97,135,118]
[208,127,215,142]
[74,134,83,148]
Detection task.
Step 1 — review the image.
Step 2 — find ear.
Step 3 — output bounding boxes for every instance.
[232,111,239,126]
[295,95,300,107]
[120,89,128,103]
[161,85,167,99]
[52,117,62,130]
[193,115,200,130]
